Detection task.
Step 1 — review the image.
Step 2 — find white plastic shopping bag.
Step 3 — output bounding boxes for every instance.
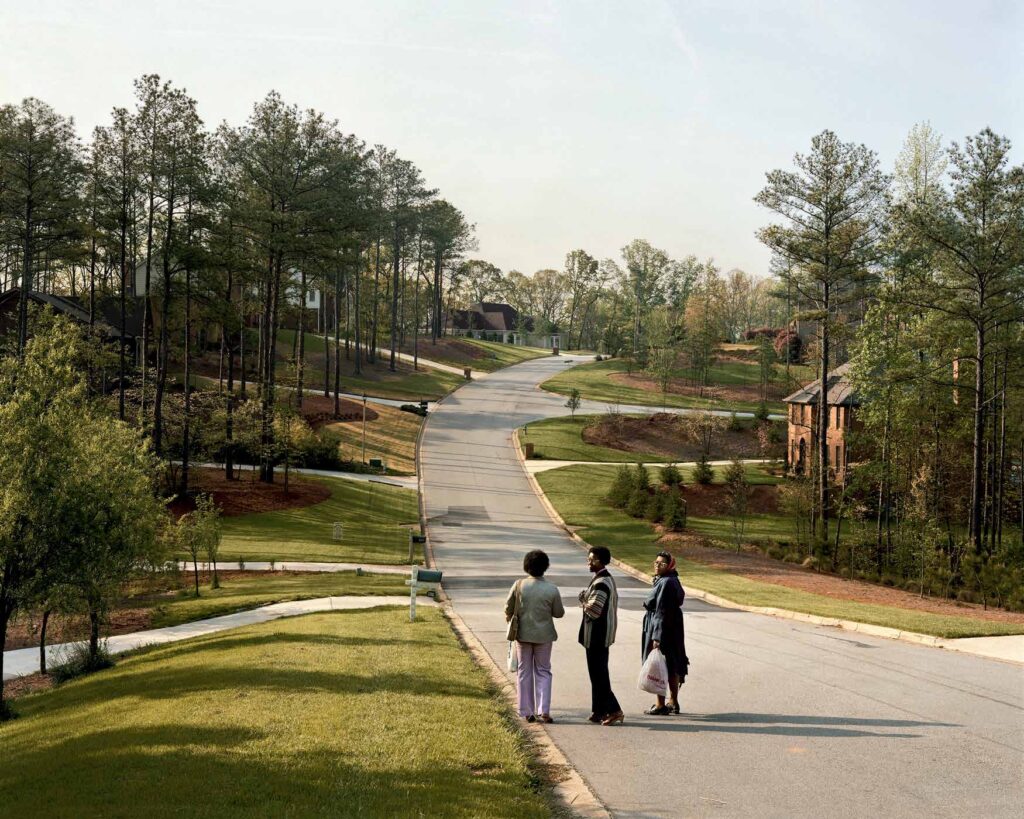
[638,648,669,695]
[507,641,519,672]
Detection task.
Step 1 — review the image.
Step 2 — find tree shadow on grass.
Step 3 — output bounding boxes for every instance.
[0,725,550,818]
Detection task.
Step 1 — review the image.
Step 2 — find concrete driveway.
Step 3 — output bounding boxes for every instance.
[420,356,1024,818]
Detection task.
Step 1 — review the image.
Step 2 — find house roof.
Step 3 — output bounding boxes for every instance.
[449,302,559,334]
[0,288,144,338]
[784,361,859,407]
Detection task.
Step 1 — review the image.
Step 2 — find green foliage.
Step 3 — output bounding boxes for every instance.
[644,491,664,523]
[632,462,650,491]
[565,387,581,420]
[662,492,687,532]
[607,465,634,508]
[659,463,683,487]
[693,455,714,485]
[723,459,750,549]
[727,412,742,432]
[626,488,648,518]
[51,640,115,684]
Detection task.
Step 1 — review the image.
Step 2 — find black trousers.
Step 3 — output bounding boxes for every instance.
[585,643,621,716]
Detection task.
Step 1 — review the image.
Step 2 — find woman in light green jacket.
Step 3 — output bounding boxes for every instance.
[505,550,565,723]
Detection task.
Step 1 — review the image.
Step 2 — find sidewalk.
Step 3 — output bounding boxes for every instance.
[522,457,771,474]
[3,596,436,681]
[176,560,414,575]
[371,347,477,378]
[190,462,417,489]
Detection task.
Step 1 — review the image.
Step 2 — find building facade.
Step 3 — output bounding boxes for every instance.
[783,362,859,483]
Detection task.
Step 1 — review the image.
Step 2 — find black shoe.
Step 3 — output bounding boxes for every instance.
[669,702,680,715]
[587,713,605,723]
[645,704,671,716]
[525,715,536,723]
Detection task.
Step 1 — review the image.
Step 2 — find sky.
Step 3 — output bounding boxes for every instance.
[1,1,1021,278]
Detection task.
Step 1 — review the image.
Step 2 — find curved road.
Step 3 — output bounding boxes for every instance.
[420,357,1023,818]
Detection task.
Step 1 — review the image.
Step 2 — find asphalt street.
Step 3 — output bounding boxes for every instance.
[420,355,1024,819]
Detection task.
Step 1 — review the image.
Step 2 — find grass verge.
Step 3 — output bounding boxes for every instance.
[0,609,553,817]
[535,464,1024,638]
[520,415,671,462]
[150,571,415,628]
[541,358,791,413]
[326,400,421,475]
[212,475,420,564]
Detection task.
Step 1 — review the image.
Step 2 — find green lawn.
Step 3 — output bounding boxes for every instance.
[0,609,552,817]
[520,415,673,463]
[209,476,421,564]
[447,339,550,372]
[326,400,422,475]
[150,571,415,628]
[535,465,1024,638]
[540,357,803,413]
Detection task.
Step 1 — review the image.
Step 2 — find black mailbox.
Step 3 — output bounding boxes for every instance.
[416,569,443,584]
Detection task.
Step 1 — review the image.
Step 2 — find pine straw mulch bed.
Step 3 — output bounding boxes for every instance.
[582,413,783,461]
[168,467,332,519]
[659,532,1024,626]
[608,371,775,404]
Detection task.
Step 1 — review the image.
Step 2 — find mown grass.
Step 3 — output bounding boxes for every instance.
[536,465,1024,638]
[519,415,672,463]
[325,400,422,475]
[0,609,553,818]
[150,572,414,628]
[212,475,421,564]
[450,339,550,371]
[541,357,800,413]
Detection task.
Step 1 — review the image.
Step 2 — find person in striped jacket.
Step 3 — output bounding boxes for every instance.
[578,546,624,725]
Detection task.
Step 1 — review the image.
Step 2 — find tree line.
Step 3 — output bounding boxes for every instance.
[757,124,1024,604]
[0,76,476,491]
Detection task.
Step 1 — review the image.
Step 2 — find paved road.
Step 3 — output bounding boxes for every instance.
[420,356,1024,819]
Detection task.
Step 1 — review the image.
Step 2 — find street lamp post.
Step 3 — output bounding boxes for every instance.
[361,393,367,464]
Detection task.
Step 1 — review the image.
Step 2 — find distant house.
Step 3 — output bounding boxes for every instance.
[783,362,860,483]
[449,302,560,349]
[0,287,145,351]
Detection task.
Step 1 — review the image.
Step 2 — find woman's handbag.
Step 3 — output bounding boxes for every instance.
[638,648,669,695]
[505,579,523,641]
[507,640,518,672]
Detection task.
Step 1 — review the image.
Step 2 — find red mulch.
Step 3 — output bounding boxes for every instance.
[582,413,783,461]
[677,483,779,516]
[167,467,331,519]
[3,672,54,701]
[658,533,1024,625]
[609,371,786,403]
[296,393,379,428]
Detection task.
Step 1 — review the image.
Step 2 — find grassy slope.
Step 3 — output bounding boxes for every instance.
[438,338,550,372]
[213,475,421,564]
[535,464,1024,638]
[150,572,415,628]
[276,329,463,400]
[541,357,811,413]
[519,415,671,463]
[326,401,422,475]
[0,609,551,818]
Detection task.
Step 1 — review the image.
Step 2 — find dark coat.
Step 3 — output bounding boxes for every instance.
[641,570,688,681]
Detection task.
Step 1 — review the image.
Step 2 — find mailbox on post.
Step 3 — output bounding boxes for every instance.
[406,565,443,621]
[419,400,429,415]
[408,532,427,562]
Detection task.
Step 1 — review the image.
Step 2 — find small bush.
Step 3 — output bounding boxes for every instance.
[632,463,651,491]
[802,555,819,570]
[644,492,664,522]
[839,566,852,579]
[627,488,648,518]
[660,463,683,487]
[607,465,633,507]
[594,354,603,361]
[767,545,786,560]
[727,412,742,432]
[774,329,803,362]
[693,455,714,485]
[755,402,770,422]
[399,403,428,417]
[881,573,898,587]
[52,641,115,684]
[663,492,687,532]
[783,551,801,564]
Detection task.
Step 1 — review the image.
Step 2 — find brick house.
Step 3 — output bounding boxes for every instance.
[783,362,860,483]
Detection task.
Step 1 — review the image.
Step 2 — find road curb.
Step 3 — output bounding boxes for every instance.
[512,434,961,653]
[441,601,611,819]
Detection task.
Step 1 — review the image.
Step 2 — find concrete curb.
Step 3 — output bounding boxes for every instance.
[441,601,611,819]
[511,431,967,654]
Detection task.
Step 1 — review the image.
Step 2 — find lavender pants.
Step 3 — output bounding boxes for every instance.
[516,641,553,717]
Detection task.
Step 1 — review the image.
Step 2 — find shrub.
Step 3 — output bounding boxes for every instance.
[52,640,114,684]
[663,492,687,532]
[633,463,651,491]
[783,551,801,563]
[767,545,786,560]
[644,492,664,522]
[727,412,742,432]
[743,326,781,341]
[607,465,633,508]
[399,403,428,417]
[627,488,648,518]
[660,463,682,487]
[300,429,346,470]
[802,555,819,570]
[755,402,770,422]
[774,329,803,362]
[693,455,714,485]
[594,354,603,361]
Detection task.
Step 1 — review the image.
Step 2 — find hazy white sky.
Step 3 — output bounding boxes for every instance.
[2,1,1021,277]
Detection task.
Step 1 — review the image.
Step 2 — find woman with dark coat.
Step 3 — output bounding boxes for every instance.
[641,551,688,715]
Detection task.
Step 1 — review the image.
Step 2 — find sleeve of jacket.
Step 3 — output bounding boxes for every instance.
[551,586,565,619]
[504,582,518,621]
[649,583,666,643]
